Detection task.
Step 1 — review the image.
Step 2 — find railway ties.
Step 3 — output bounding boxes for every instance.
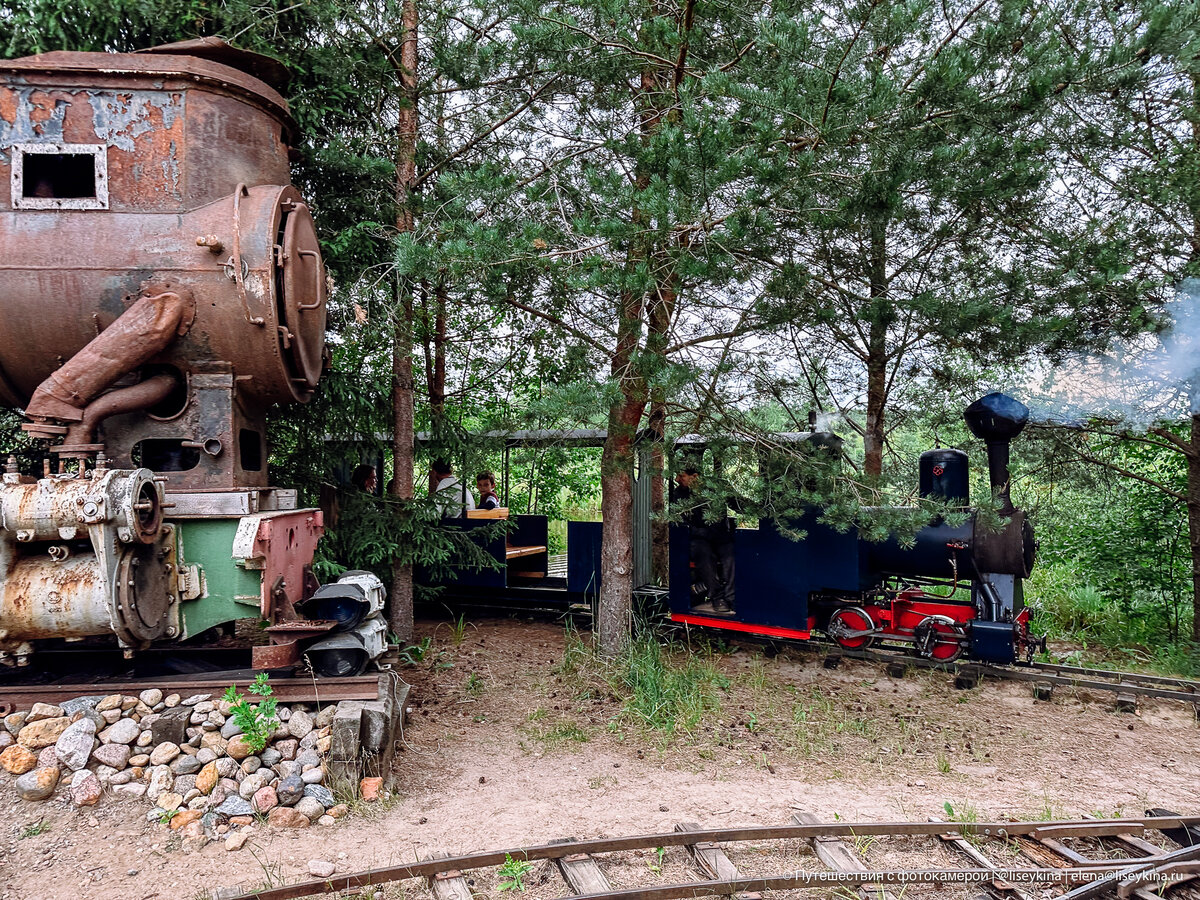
[824,646,1200,712]
[217,814,1200,900]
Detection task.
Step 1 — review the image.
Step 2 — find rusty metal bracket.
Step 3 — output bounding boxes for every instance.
[253,619,337,669]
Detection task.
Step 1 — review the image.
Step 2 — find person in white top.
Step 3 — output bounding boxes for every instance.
[428,459,476,517]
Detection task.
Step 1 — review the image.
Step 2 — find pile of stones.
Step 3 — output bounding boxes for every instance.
[0,690,352,852]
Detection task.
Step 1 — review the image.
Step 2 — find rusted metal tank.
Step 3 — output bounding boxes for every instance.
[0,41,356,668]
[0,38,327,491]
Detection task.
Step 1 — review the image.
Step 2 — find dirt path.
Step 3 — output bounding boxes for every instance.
[2,617,1196,900]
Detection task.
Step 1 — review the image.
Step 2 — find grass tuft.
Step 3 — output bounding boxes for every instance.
[607,634,730,734]
[19,820,50,839]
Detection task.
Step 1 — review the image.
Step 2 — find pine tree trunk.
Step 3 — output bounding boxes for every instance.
[389,0,419,645]
[1187,414,1200,643]
[863,220,889,478]
[597,283,648,656]
[647,266,676,585]
[598,403,641,655]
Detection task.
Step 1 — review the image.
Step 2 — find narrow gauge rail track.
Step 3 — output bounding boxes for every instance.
[825,645,1200,707]
[217,814,1200,900]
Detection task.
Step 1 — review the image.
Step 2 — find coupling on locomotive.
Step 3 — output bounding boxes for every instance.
[0,40,1042,674]
[0,39,386,676]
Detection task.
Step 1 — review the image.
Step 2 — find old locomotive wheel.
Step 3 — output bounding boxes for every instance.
[828,606,876,650]
[914,616,966,663]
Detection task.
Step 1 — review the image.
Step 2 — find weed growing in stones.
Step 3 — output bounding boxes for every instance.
[223,672,279,753]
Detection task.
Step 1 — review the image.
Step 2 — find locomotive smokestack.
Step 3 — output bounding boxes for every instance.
[963,392,1029,514]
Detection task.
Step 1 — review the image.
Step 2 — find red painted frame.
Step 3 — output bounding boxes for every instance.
[671,613,811,641]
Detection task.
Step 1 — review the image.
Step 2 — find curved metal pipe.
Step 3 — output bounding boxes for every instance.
[62,374,178,447]
[25,286,195,427]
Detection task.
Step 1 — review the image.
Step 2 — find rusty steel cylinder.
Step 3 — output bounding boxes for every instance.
[0,42,327,418]
[0,554,114,640]
[0,468,162,544]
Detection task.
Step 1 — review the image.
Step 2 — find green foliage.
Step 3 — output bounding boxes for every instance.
[465,671,484,696]
[397,636,435,665]
[222,673,280,754]
[609,633,730,735]
[1020,423,1200,670]
[18,821,50,839]
[497,854,535,892]
[555,623,730,734]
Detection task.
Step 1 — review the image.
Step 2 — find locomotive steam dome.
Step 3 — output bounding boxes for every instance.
[0,39,327,488]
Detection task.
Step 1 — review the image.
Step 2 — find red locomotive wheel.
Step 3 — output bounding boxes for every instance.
[923,619,967,662]
[828,607,876,650]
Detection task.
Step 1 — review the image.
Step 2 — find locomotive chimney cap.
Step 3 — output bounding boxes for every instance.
[964,392,1029,443]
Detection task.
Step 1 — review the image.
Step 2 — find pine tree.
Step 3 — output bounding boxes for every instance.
[753,0,1155,477]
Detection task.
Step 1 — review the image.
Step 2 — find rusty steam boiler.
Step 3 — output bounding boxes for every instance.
[0,39,385,675]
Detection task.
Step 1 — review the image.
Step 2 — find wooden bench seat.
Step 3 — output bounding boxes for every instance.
[466,507,509,519]
[505,544,547,560]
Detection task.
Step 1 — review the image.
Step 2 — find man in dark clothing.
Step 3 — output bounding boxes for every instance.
[674,467,736,614]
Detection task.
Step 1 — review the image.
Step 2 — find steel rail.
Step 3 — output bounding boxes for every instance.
[970,665,1200,704]
[830,646,1200,704]
[1023,661,1199,691]
[218,817,1200,900]
[238,866,1166,900]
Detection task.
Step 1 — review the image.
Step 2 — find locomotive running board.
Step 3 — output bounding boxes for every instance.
[671,613,810,641]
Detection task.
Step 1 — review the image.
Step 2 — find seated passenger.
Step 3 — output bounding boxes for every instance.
[429,459,476,517]
[350,463,377,494]
[476,471,501,510]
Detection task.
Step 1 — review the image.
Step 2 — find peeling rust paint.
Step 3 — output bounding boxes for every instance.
[2,554,110,639]
[87,89,183,152]
[0,87,68,158]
